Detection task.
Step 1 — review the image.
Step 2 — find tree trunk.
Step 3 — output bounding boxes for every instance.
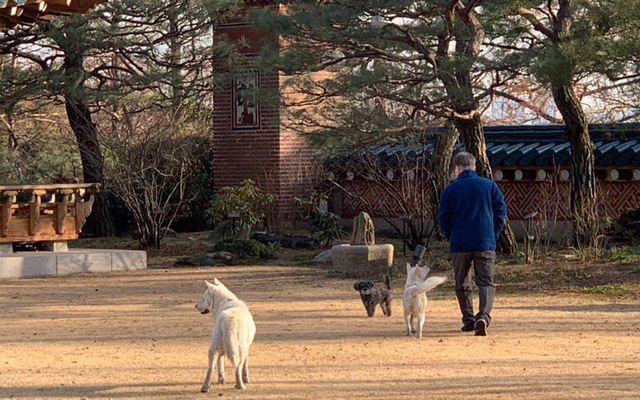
[452,113,492,178]
[429,121,458,236]
[168,9,183,115]
[453,114,517,254]
[551,82,597,246]
[2,55,18,150]
[1,111,17,150]
[64,51,115,237]
[433,3,515,253]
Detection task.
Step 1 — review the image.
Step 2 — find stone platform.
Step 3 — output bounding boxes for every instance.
[0,249,147,279]
[330,244,394,277]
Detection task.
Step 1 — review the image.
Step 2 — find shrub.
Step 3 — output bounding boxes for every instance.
[602,246,640,264]
[294,192,345,248]
[585,283,628,296]
[206,180,275,239]
[103,110,199,248]
[212,239,278,260]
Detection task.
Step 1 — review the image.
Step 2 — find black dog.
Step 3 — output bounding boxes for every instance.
[353,275,392,317]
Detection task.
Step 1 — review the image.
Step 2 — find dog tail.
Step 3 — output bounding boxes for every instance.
[223,320,245,367]
[414,276,447,294]
[384,274,391,290]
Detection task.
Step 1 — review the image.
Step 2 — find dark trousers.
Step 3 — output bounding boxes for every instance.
[452,250,496,326]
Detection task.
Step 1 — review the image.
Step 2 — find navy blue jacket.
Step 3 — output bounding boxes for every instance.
[436,170,507,252]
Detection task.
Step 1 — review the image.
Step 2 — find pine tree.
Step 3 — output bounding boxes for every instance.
[255,0,518,252]
[0,0,239,235]
[487,0,640,246]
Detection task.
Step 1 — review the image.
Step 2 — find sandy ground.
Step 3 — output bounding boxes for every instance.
[1,265,640,400]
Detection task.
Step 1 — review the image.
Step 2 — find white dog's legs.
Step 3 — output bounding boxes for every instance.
[416,314,425,339]
[217,354,225,384]
[232,355,247,390]
[242,353,250,383]
[404,313,412,336]
[201,347,219,393]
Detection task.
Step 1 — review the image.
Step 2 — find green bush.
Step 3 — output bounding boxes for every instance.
[585,283,628,296]
[602,246,640,264]
[206,180,275,239]
[212,239,278,260]
[294,192,345,248]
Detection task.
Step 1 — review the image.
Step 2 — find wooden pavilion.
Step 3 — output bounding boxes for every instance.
[0,0,104,29]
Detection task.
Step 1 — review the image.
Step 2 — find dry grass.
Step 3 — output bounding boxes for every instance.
[71,234,640,300]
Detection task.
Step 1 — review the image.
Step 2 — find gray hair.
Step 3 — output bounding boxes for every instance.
[452,151,476,170]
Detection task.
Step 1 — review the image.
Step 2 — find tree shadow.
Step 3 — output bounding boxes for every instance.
[500,303,640,313]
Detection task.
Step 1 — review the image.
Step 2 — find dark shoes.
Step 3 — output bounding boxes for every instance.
[461,321,475,332]
[461,318,489,335]
[474,319,487,336]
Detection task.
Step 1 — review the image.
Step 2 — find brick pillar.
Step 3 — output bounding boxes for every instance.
[212,15,315,230]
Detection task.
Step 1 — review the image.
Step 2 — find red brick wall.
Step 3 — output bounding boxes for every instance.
[212,11,318,227]
[275,66,333,223]
[212,64,280,181]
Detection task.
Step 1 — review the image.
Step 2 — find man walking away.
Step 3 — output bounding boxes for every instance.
[437,152,507,336]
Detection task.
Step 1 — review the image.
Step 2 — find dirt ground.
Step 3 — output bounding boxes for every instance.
[1,264,640,400]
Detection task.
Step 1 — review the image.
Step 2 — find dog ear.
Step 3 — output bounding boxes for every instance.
[205,280,215,288]
[365,280,374,288]
[213,277,223,286]
[406,263,412,274]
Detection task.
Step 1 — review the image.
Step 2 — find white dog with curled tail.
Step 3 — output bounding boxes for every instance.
[195,278,256,391]
[402,263,447,338]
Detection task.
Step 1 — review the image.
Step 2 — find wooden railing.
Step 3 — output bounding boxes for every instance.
[0,184,99,243]
[1,1,106,30]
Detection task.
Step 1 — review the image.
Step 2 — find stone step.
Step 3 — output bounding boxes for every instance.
[0,249,147,279]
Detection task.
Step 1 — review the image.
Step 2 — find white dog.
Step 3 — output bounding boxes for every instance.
[195,278,256,391]
[402,263,447,338]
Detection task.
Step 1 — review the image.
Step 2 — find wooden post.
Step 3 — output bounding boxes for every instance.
[1,191,17,237]
[523,211,538,264]
[55,189,73,235]
[74,188,95,234]
[29,190,46,236]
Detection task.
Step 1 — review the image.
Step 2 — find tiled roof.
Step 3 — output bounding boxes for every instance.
[326,123,640,170]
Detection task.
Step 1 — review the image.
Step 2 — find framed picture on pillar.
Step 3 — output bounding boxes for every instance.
[232,71,260,130]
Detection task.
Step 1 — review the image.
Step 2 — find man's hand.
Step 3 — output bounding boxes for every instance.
[491,182,507,239]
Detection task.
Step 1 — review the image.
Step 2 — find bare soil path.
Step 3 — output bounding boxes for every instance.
[1,265,639,399]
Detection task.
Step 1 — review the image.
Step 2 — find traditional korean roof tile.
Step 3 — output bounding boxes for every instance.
[326,123,640,170]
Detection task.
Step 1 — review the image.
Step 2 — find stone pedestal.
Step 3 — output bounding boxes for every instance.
[0,243,13,254]
[330,244,394,277]
[43,241,69,252]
